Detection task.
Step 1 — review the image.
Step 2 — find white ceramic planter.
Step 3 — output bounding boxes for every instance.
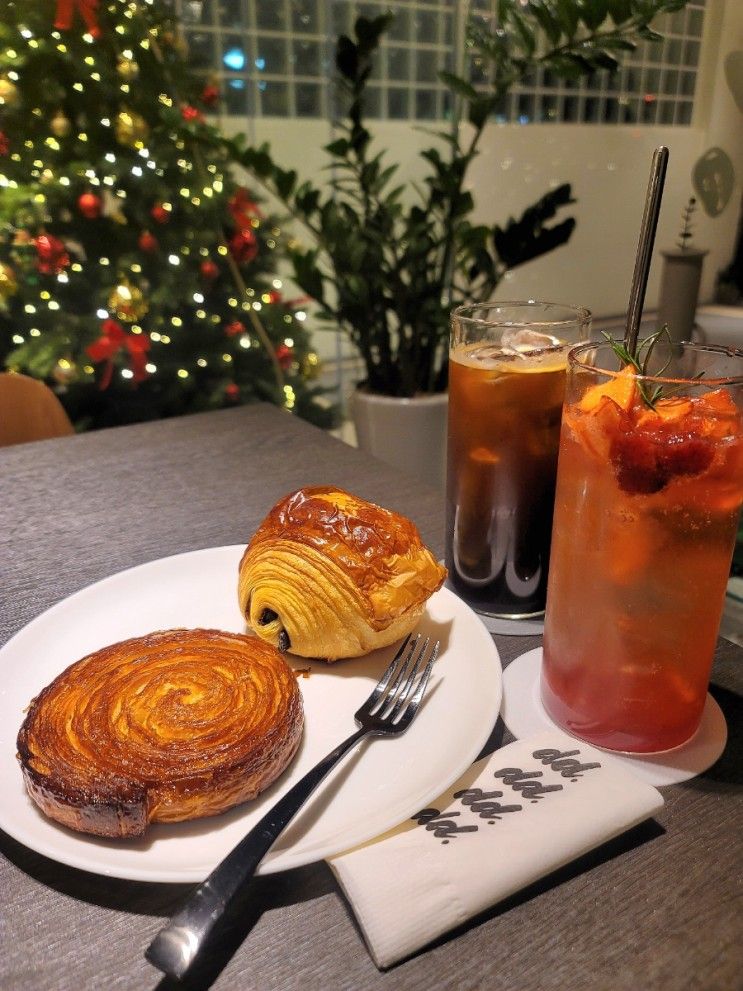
[656,248,708,343]
[351,389,448,492]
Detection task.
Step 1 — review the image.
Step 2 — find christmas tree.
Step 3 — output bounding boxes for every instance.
[0,0,334,430]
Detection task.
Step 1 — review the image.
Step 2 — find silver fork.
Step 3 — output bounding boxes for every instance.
[145,633,440,980]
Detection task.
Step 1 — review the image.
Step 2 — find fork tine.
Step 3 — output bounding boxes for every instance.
[365,633,414,710]
[372,635,419,715]
[386,636,429,721]
[394,639,439,728]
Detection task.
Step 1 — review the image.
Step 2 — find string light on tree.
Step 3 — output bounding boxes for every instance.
[0,0,334,431]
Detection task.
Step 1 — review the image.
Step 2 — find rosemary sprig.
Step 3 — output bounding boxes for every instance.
[601,327,704,410]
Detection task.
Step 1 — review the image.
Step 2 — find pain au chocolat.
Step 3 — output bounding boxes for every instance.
[16,628,303,839]
[238,486,446,660]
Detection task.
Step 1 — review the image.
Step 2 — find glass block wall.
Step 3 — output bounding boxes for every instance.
[177,0,707,125]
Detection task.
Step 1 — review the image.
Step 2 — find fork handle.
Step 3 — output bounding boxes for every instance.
[145,726,367,979]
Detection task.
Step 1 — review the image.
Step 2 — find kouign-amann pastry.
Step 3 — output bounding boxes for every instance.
[238,486,447,660]
[16,628,303,839]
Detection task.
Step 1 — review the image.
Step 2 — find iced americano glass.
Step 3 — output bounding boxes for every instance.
[541,341,743,753]
[446,301,591,619]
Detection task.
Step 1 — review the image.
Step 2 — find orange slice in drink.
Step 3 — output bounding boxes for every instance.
[579,364,637,413]
[637,396,693,429]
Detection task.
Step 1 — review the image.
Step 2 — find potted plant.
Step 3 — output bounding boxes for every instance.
[657,196,708,344]
[231,0,691,487]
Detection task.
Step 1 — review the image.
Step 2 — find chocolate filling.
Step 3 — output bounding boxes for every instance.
[278,630,291,652]
[259,608,278,626]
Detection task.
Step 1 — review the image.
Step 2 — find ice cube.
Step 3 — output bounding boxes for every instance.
[501,328,562,355]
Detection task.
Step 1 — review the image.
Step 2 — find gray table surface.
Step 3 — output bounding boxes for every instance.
[0,404,740,991]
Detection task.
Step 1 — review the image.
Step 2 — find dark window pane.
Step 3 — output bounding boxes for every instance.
[603,97,620,123]
[261,80,289,115]
[583,96,601,122]
[664,38,682,64]
[658,100,675,124]
[256,36,287,73]
[296,82,321,116]
[416,51,438,83]
[257,3,287,29]
[539,94,558,122]
[224,77,249,114]
[641,97,657,123]
[388,9,410,40]
[662,69,678,95]
[620,98,638,123]
[415,88,438,119]
[186,30,216,68]
[643,68,660,92]
[291,0,318,34]
[363,85,382,117]
[388,46,411,80]
[684,39,701,65]
[414,10,439,43]
[680,71,696,97]
[388,87,410,118]
[216,0,243,22]
[687,9,704,37]
[563,95,579,122]
[330,3,350,35]
[517,93,534,123]
[677,101,693,125]
[293,39,320,76]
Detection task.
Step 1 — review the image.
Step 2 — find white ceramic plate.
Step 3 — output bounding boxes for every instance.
[0,546,501,883]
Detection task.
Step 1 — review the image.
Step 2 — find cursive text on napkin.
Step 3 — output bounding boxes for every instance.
[412,747,603,844]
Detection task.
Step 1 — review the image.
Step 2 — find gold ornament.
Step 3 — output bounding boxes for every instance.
[0,78,19,108]
[115,109,149,148]
[50,111,72,138]
[0,262,18,301]
[108,279,149,322]
[52,357,77,385]
[116,57,140,81]
[302,351,321,381]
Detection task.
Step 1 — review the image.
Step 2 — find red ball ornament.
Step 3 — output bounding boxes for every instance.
[150,203,169,224]
[275,343,294,370]
[225,382,240,402]
[201,83,220,107]
[229,227,258,264]
[138,230,159,253]
[200,259,219,281]
[35,233,70,275]
[181,104,204,123]
[77,191,102,219]
[224,320,246,337]
[0,131,8,156]
[267,289,282,304]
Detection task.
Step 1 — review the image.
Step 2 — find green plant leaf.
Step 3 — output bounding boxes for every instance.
[579,0,610,32]
[529,1,563,46]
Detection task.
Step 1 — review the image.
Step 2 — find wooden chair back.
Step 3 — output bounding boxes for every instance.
[0,372,74,447]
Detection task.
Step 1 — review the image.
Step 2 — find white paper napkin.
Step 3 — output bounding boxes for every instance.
[328,732,664,969]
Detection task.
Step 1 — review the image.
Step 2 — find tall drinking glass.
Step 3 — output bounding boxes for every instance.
[446,301,591,619]
[542,341,743,753]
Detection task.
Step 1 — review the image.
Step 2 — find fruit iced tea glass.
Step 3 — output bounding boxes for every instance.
[542,341,743,753]
[446,301,591,618]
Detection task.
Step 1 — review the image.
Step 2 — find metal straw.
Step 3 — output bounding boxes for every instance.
[624,145,669,355]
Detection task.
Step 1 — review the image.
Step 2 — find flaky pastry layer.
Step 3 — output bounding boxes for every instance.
[238,486,446,659]
[16,628,303,838]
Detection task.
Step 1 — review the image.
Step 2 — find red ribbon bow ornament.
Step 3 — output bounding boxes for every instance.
[54,0,101,38]
[87,319,150,389]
